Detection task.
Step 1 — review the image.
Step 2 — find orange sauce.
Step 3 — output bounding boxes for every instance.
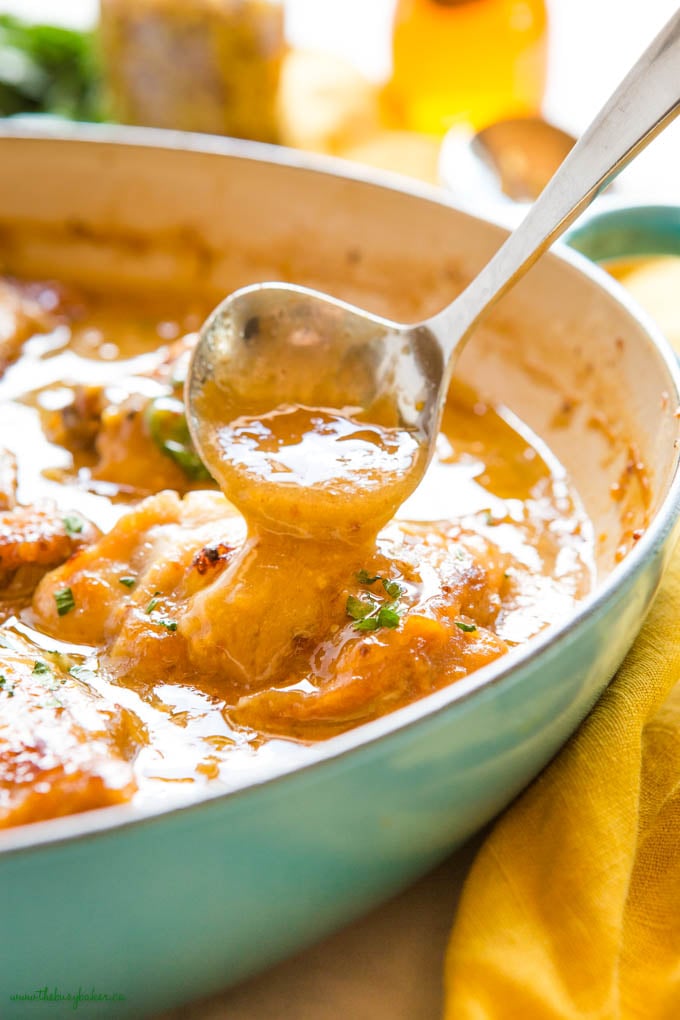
[0,279,595,827]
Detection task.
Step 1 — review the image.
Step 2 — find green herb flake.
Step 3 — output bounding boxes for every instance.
[356,569,381,585]
[381,578,405,600]
[145,592,162,614]
[347,578,405,634]
[376,605,402,629]
[62,513,84,536]
[119,576,136,589]
[454,620,478,633]
[0,674,14,697]
[0,16,104,122]
[346,594,375,621]
[356,569,404,599]
[32,660,50,675]
[157,618,178,632]
[353,616,381,632]
[54,586,76,616]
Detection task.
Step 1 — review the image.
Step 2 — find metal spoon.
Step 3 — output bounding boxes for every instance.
[472,116,577,202]
[440,115,577,207]
[187,11,680,528]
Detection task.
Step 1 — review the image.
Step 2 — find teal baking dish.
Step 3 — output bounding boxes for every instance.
[0,126,679,1018]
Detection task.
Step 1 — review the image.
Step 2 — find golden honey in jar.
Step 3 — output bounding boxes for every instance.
[385,0,548,134]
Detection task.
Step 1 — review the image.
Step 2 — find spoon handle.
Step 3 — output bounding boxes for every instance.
[427,9,680,357]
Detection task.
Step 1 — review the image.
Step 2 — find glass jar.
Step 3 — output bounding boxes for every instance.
[385,0,548,135]
[99,0,286,142]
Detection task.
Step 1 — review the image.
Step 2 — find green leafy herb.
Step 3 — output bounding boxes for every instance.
[54,586,75,616]
[381,578,404,600]
[145,396,213,482]
[355,570,405,599]
[375,604,402,629]
[157,618,178,632]
[352,615,381,632]
[352,603,404,632]
[346,573,406,633]
[0,15,103,120]
[454,620,477,633]
[346,594,376,621]
[119,576,136,589]
[145,592,162,614]
[356,569,381,585]
[32,660,50,675]
[0,674,14,697]
[63,513,84,535]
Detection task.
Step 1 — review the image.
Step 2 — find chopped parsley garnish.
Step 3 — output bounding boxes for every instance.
[356,569,381,585]
[347,572,406,633]
[381,578,404,600]
[454,620,477,633]
[32,660,50,675]
[157,618,177,632]
[119,576,136,589]
[145,592,162,614]
[351,603,403,632]
[355,570,405,600]
[54,586,76,616]
[62,513,84,536]
[0,674,14,697]
[346,594,371,620]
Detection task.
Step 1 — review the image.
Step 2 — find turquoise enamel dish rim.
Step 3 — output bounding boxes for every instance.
[0,127,678,858]
[568,200,680,263]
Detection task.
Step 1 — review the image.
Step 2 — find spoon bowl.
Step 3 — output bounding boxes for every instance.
[472,116,577,202]
[187,282,444,539]
[440,115,576,207]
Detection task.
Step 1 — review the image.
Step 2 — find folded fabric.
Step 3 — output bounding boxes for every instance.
[443,544,680,1019]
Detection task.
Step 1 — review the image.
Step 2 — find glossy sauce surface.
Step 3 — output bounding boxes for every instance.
[201,400,427,541]
[0,280,596,827]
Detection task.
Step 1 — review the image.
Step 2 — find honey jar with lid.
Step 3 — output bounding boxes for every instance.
[385,0,548,135]
[99,0,285,142]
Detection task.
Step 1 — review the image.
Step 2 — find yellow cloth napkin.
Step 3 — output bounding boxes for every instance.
[443,541,680,1018]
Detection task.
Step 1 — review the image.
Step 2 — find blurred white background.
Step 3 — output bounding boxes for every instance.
[2,0,679,199]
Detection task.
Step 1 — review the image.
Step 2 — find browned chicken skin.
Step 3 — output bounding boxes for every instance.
[0,639,140,829]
